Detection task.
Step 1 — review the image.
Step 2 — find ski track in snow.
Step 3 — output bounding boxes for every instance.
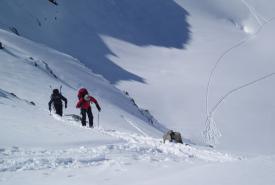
[120,115,148,137]
[241,0,268,25]
[204,14,275,145]
[0,116,239,173]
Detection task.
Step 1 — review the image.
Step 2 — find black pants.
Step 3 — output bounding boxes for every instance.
[54,104,63,116]
[81,107,94,127]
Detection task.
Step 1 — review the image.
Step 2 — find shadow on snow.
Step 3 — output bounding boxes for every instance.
[0,0,191,84]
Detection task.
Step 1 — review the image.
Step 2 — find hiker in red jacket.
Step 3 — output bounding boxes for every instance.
[76,88,101,128]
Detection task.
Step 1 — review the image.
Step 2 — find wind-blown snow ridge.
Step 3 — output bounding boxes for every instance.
[0,115,235,173]
[63,114,239,163]
[0,115,238,173]
[0,146,109,172]
[0,133,238,173]
[98,128,238,162]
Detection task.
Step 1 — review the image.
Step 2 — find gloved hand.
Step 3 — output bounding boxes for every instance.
[65,104,67,109]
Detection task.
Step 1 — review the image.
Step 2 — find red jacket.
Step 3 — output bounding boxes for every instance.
[76,96,101,110]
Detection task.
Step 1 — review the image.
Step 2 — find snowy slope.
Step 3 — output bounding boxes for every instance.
[0,33,243,183]
[0,0,190,84]
[1,0,272,154]
[1,1,275,185]
[0,28,166,146]
[104,0,275,154]
[4,0,275,153]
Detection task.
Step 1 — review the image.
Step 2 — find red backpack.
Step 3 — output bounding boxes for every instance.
[78,88,88,99]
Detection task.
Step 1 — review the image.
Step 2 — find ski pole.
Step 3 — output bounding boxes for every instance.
[98,111,100,128]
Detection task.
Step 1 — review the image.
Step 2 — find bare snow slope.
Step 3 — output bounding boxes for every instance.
[104,0,275,154]
[1,0,275,154]
[0,28,165,148]
[0,30,247,184]
[0,0,190,84]
[1,1,275,185]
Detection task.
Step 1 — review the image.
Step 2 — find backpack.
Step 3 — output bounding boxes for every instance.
[50,89,62,104]
[78,88,88,99]
[163,130,183,144]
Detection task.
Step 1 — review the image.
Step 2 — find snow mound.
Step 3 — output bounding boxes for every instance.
[0,127,238,173]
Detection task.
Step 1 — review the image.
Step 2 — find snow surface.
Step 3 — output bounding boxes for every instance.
[1,0,275,185]
[108,0,275,154]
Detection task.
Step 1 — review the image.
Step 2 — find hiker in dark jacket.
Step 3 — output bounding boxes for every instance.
[48,89,67,116]
[76,88,101,128]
